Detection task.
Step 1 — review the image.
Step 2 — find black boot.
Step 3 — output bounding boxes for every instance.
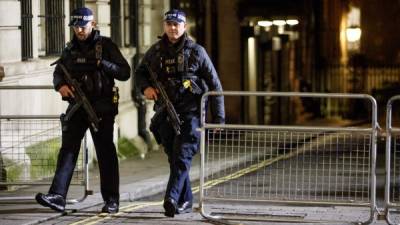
[163,198,177,217]
[102,200,119,213]
[177,201,192,214]
[35,193,66,212]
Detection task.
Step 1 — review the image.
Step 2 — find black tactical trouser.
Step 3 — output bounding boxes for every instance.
[158,113,200,204]
[49,109,119,203]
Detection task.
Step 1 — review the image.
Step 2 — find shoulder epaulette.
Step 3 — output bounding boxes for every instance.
[186,39,195,48]
[155,42,161,51]
[65,41,73,50]
[98,35,109,43]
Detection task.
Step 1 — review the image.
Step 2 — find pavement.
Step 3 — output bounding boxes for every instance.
[0,149,176,225]
[0,147,256,225]
[0,118,397,225]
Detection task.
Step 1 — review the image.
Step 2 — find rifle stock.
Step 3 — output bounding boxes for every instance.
[55,62,101,132]
[145,63,182,135]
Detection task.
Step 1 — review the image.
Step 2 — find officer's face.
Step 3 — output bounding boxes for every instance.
[164,21,186,43]
[72,21,95,41]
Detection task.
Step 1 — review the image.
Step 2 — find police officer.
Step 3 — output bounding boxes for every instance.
[135,9,225,217]
[35,7,130,213]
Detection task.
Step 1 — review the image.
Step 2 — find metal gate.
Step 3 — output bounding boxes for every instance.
[199,91,378,224]
[385,95,400,225]
[0,86,90,203]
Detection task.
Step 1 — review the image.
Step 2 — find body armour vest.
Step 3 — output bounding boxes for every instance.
[63,38,112,100]
[154,35,208,113]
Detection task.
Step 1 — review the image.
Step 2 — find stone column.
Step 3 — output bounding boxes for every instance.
[86,0,111,37]
[217,0,241,123]
[0,0,22,63]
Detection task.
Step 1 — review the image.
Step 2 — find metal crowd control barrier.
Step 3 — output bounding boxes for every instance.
[199,91,378,225]
[0,86,90,203]
[385,95,400,225]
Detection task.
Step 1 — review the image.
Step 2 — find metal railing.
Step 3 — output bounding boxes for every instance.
[316,65,400,119]
[0,86,90,203]
[385,95,400,225]
[319,65,400,94]
[199,91,378,224]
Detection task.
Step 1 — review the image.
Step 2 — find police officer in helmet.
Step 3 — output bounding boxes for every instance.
[35,7,130,213]
[135,9,225,217]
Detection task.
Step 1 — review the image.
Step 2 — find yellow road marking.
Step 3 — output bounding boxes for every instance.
[71,147,310,225]
[69,201,161,225]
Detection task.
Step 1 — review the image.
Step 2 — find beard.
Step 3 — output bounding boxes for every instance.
[76,33,89,41]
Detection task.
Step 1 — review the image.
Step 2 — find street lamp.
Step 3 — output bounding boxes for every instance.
[286,19,299,26]
[257,20,273,27]
[346,25,362,42]
[272,20,286,34]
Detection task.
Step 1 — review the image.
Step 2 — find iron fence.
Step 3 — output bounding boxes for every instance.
[0,86,89,203]
[199,91,378,224]
[385,95,400,225]
[317,65,400,119]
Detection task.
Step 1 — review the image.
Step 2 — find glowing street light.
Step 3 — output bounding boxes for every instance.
[346,26,362,42]
[257,20,273,27]
[286,19,299,26]
[272,20,286,26]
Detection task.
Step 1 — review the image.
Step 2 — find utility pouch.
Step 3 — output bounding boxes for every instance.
[188,79,203,95]
[111,86,119,115]
[163,78,181,102]
[93,71,103,97]
[60,113,68,132]
[82,73,94,94]
[112,86,119,104]
[149,109,166,144]
[182,76,207,95]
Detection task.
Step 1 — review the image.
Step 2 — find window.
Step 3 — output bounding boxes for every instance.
[170,0,205,44]
[69,0,85,38]
[110,0,122,47]
[124,0,137,47]
[69,0,84,14]
[38,0,65,56]
[111,0,137,48]
[21,0,33,60]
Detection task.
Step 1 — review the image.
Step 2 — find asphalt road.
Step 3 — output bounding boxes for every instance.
[2,129,399,225]
[35,153,393,224]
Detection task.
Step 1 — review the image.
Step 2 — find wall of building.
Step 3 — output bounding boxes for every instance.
[0,0,171,126]
[0,0,172,184]
[0,0,22,63]
[0,0,138,141]
[361,0,400,64]
[319,0,346,65]
[216,0,242,123]
[0,0,171,162]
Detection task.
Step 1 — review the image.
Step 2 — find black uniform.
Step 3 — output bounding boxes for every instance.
[135,33,225,208]
[50,30,130,204]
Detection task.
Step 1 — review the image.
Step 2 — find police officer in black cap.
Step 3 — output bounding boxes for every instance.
[35,7,130,213]
[135,9,225,217]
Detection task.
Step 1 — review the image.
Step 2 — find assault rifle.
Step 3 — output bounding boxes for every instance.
[51,60,101,132]
[145,63,182,135]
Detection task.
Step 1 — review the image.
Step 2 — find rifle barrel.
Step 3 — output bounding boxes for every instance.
[145,63,182,135]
